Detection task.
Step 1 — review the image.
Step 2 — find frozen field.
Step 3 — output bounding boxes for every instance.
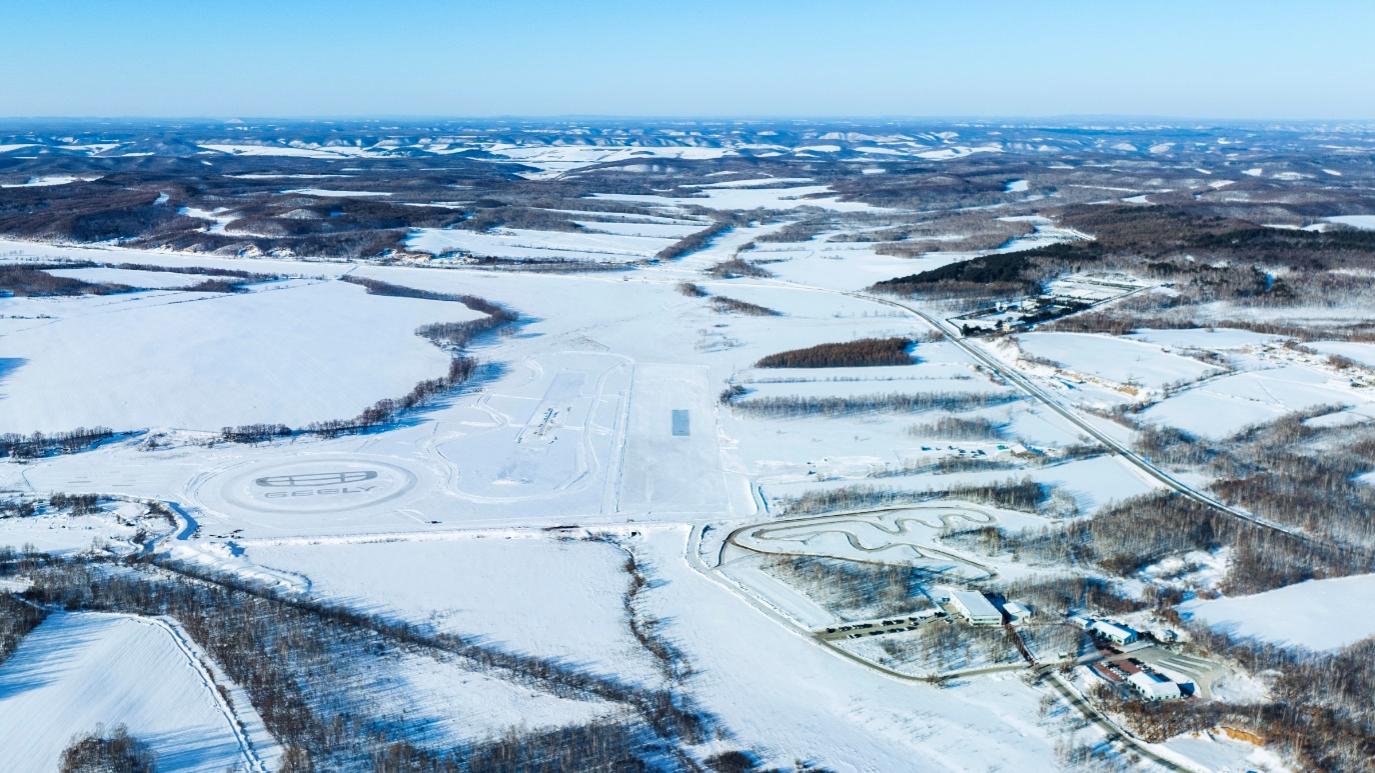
[1014,331,1220,389]
[1139,365,1368,440]
[1305,340,1375,368]
[234,534,664,686]
[407,225,682,262]
[43,266,217,289]
[0,612,280,772]
[1179,573,1375,652]
[0,279,473,432]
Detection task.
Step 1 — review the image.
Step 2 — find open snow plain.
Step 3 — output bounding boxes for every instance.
[9,120,1375,771]
[0,229,1155,769]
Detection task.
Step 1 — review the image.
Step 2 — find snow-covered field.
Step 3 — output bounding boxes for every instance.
[406,225,682,262]
[1014,331,1219,390]
[0,145,1340,773]
[1139,365,1368,440]
[1179,573,1375,652]
[0,278,474,432]
[232,533,664,686]
[0,612,281,772]
[43,266,218,289]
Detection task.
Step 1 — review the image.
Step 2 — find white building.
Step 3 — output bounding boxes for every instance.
[1091,620,1138,645]
[1002,601,1033,622]
[947,589,1003,626]
[1128,671,1182,701]
[1069,614,1094,630]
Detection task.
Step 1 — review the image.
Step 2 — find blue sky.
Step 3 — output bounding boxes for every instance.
[4,0,1372,118]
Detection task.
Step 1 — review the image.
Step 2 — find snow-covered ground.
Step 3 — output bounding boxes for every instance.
[43,266,220,289]
[406,225,681,262]
[0,611,281,772]
[1013,331,1220,390]
[0,278,474,432]
[1179,573,1375,652]
[231,533,663,686]
[1139,365,1370,440]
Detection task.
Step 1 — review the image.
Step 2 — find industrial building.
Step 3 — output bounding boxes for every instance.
[1090,620,1138,645]
[947,589,1003,626]
[1128,671,1182,701]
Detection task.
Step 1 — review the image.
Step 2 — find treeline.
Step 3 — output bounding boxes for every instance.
[731,391,1016,419]
[20,557,716,771]
[781,477,1046,515]
[0,427,117,459]
[654,220,730,261]
[907,416,1005,440]
[340,275,515,320]
[1009,491,1370,596]
[0,591,47,666]
[755,337,913,368]
[0,265,132,297]
[707,258,773,278]
[222,291,515,443]
[870,252,1039,298]
[711,296,780,316]
[49,493,101,515]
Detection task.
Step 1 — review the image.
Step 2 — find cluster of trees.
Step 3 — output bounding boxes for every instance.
[763,554,937,621]
[907,415,1005,440]
[782,477,1046,515]
[21,557,716,771]
[1209,423,1375,548]
[755,337,913,368]
[710,296,780,316]
[707,258,773,279]
[0,591,46,665]
[59,725,157,773]
[0,265,131,297]
[339,276,513,319]
[653,220,731,261]
[871,252,1038,299]
[301,356,478,439]
[675,281,707,297]
[0,427,116,459]
[597,538,692,683]
[1010,491,1369,596]
[731,391,1016,419]
[219,423,292,444]
[877,620,1022,674]
[48,493,101,515]
[873,216,1034,257]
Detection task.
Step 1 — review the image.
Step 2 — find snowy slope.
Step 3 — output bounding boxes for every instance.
[0,612,280,772]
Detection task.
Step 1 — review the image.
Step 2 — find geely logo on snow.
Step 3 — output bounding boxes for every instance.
[253,470,379,488]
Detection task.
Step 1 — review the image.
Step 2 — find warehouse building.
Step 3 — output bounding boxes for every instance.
[1091,620,1138,645]
[947,589,1003,626]
[1128,671,1182,701]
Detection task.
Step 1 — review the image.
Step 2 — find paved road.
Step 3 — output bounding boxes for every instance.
[845,289,1329,549]
[1040,671,1195,772]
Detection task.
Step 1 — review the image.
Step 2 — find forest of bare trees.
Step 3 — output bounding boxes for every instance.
[12,555,720,771]
[0,427,117,459]
[755,337,913,368]
[730,391,1016,419]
